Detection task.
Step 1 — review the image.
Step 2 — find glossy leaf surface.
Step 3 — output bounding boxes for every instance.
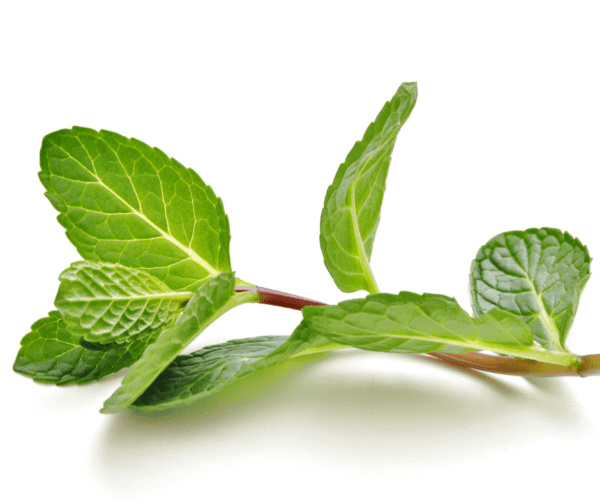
[40,127,231,292]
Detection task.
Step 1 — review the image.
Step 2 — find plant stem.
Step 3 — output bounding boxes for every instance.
[235,286,328,309]
[235,285,600,378]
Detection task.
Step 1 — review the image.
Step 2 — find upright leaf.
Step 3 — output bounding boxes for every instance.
[470,228,591,351]
[302,292,580,366]
[101,272,259,413]
[13,312,154,385]
[40,127,231,292]
[55,261,190,344]
[133,322,343,411]
[320,82,418,294]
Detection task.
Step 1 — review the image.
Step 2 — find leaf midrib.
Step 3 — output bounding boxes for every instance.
[349,168,379,293]
[316,323,576,365]
[346,126,400,294]
[486,243,565,351]
[61,291,193,302]
[497,240,563,350]
[529,284,563,350]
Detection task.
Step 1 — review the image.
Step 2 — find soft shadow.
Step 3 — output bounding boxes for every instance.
[524,375,577,392]
[410,354,517,394]
[91,350,589,493]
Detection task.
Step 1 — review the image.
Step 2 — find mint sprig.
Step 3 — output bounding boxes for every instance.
[12,82,600,416]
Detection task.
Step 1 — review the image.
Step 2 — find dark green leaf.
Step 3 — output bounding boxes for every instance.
[13,312,153,385]
[134,322,342,411]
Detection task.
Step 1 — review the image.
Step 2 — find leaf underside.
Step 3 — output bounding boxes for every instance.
[302,291,537,355]
[133,336,289,410]
[40,127,231,292]
[470,228,591,350]
[101,272,239,414]
[13,311,154,385]
[320,82,418,294]
[134,322,338,411]
[55,261,187,344]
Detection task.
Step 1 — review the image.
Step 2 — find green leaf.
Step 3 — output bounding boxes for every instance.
[55,261,190,344]
[302,292,580,367]
[133,336,289,410]
[40,127,231,292]
[133,322,343,411]
[470,228,591,351]
[101,272,259,413]
[320,82,418,294]
[13,311,154,385]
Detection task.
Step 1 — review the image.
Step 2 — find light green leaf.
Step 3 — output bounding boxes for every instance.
[320,82,418,294]
[13,311,154,385]
[302,292,580,367]
[470,228,591,351]
[55,261,190,344]
[40,127,231,292]
[101,272,259,413]
[133,322,343,411]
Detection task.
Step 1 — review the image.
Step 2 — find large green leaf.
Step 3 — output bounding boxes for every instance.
[55,261,190,344]
[320,82,418,294]
[13,311,153,385]
[470,228,591,351]
[40,127,231,292]
[101,272,259,414]
[133,322,343,411]
[302,292,580,366]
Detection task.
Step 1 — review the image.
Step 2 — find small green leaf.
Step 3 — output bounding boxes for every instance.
[134,321,343,411]
[302,292,580,366]
[55,261,190,344]
[470,228,591,351]
[101,272,259,413]
[40,127,231,292]
[320,82,418,294]
[13,312,154,385]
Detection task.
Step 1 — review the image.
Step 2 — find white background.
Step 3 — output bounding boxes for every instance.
[2,1,600,501]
